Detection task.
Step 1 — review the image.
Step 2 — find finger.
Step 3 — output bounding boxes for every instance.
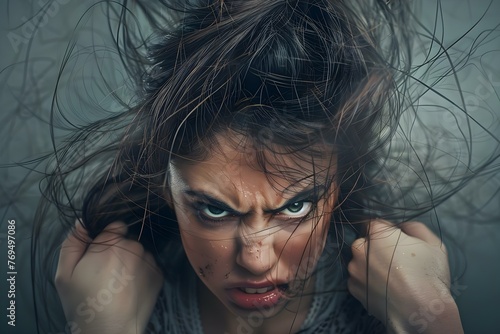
[143,252,164,288]
[399,221,442,245]
[143,250,161,271]
[56,219,92,280]
[347,254,365,278]
[351,237,367,260]
[366,219,399,240]
[92,221,128,245]
[351,237,366,252]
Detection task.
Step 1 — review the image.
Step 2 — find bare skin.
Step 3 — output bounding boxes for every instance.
[55,136,463,333]
[348,220,464,333]
[55,221,163,333]
[167,137,337,333]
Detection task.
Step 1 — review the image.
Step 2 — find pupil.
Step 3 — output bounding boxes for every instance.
[288,202,303,213]
[208,205,225,215]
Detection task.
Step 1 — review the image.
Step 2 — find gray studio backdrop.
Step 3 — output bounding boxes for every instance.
[1,0,499,333]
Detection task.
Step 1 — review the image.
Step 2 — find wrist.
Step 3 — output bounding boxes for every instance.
[387,295,463,334]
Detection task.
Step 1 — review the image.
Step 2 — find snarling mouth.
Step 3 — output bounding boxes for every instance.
[227,284,290,310]
[239,284,289,294]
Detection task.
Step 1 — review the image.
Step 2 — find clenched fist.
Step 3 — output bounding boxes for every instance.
[347,220,463,333]
[55,220,163,334]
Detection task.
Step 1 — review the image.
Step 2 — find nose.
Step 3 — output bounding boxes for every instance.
[236,223,278,276]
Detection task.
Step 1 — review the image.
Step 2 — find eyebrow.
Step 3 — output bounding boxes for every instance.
[184,190,241,214]
[183,186,324,215]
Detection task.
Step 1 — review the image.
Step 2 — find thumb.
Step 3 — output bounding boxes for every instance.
[93,221,129,244]
[56,219,92,285]
[399,221,442,246]
[366,219,398,240]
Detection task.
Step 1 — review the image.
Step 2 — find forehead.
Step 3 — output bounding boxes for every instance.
[170,133,336,197]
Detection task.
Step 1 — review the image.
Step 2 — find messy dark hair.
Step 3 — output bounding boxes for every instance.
[2,0,498,333]
[42,0,413,247]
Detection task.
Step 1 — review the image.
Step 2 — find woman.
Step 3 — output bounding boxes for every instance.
[16,0,497,333]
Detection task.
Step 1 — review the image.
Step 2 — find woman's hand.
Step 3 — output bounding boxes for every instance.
[347,219,463,333]
[55,220,163,334]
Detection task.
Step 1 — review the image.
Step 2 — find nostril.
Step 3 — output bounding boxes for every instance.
[236,243,277,275]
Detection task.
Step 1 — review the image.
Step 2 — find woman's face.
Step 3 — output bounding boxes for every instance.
[168,135,337,318]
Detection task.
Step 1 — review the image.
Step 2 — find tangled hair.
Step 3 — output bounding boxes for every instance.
[45,0,414,239]
[3,0,498,332]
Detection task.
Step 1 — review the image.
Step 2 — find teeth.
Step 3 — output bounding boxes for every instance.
[243,286,273,294]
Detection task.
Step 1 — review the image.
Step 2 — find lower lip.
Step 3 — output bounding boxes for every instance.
[226,286,286,310]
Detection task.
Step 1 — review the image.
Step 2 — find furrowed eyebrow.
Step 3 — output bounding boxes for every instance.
[183,186,324,215]
[264,186,324,215]
[183,190,243,215]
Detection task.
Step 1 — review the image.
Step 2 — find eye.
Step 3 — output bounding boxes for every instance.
[201,205,230,219]
[280,201,313,217]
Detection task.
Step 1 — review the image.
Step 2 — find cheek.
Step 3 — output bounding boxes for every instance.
[179,228,235,280]
[278,218,330,276]
[281,233,321,273]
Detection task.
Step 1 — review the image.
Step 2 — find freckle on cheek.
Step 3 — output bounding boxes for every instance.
[204,263,214,276]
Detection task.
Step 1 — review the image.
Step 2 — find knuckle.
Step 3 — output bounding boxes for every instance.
[351,237,365,252]
[347,260,356,274]
[128,240,146,254]
[347,278,353,293]
[54,272,67,290]
[119,240,146,259]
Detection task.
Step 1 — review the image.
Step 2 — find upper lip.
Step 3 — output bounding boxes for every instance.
[226,280,287,289]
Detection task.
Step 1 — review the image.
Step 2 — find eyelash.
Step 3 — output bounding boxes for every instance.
[193,202,235,225]
[192,200,316,226]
